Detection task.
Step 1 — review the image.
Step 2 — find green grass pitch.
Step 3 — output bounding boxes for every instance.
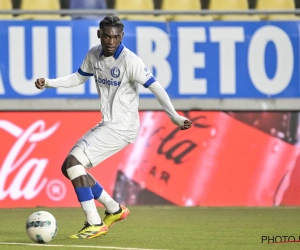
[0,206,300,250]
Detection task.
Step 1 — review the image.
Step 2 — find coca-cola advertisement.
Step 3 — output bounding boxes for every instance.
[0,111,299,208]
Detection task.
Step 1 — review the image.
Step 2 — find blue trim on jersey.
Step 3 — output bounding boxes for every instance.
[75,187,94,202]
[144,77,156,88]
[78,68,93,76]
[100,42,125,59]
[91,182,103,200]
[114,42,124,59]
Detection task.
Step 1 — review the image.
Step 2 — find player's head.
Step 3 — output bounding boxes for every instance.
[98,15,124,57]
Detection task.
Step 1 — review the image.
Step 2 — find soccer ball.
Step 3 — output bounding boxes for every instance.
[25,211,58,243]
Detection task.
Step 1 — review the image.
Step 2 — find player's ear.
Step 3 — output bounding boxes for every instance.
[97,29,100,39]
[121,31,124,40]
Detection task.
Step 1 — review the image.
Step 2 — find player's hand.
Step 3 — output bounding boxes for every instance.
[35,78,46,90]
[171,115,192,130]
[181,119,192,130]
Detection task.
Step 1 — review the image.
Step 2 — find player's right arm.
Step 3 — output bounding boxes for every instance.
[35,73,88,90]
[35,47,95,90]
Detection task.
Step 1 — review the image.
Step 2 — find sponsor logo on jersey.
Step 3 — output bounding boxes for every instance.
[97,77,121,86]
[111,67,120,78]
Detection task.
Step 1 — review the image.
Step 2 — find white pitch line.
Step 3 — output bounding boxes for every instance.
[0,242,168,250]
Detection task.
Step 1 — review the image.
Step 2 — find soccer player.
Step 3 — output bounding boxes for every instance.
[35,15,192,239]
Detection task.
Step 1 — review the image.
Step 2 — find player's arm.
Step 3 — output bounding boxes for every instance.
[128,56,192,130]
[148,81,192,130]
[35,72,88,90]
[36,48,95,90]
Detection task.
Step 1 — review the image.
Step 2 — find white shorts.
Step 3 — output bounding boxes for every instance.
[69,123,129,169]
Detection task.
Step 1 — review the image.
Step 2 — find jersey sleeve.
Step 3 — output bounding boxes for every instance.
[77,49,94,77]
[127,56,156,88]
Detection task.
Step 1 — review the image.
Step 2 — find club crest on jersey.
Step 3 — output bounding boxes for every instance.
[111,67,120,78]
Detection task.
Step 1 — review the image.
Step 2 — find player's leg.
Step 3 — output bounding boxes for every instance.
[86,172,130,227]
[86,172,119,213]
[61,148,108,239]
[78,124,130,227]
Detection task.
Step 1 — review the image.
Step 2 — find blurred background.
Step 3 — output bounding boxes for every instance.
[3,0,300,20]
[1,0,300,209]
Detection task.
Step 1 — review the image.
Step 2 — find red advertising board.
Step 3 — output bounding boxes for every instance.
[0,111,299,208]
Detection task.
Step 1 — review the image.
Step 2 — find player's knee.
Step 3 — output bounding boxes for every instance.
[61,147,91,181]
[61,155,81,179]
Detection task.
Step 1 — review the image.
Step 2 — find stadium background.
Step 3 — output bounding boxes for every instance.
[1,0,300,209]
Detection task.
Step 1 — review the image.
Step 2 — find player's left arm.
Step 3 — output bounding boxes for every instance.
[148,81,192,130]
[128,56,192,130]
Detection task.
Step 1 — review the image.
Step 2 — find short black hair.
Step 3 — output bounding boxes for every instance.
[99,15,124,31]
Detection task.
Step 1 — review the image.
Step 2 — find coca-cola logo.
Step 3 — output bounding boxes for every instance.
[157,114,211,164]
[0,120,66,201]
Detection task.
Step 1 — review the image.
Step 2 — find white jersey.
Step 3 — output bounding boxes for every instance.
[78,42,156,143]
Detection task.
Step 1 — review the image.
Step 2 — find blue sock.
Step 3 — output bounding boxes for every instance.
[75,187,94,202]
[91,182,103,200]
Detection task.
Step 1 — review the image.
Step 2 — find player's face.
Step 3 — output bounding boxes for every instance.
[99,26,124,57]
